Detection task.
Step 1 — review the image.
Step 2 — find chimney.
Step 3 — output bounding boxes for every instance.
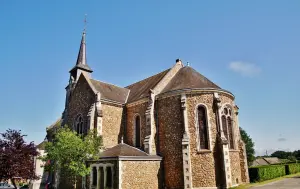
[176,59,182,64]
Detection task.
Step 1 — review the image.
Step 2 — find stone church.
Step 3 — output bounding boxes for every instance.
[46,30,249,189]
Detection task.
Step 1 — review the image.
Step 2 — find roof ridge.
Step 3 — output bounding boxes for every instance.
[125,68,170,88]
[90,78,129,90]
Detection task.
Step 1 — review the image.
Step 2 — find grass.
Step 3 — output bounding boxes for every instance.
[229,172,300,189]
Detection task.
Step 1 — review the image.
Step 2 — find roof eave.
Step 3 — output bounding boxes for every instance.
[89,155,162,161]
[158,88,235,99]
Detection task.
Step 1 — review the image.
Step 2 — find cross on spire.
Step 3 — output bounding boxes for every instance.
[84,14,87,33]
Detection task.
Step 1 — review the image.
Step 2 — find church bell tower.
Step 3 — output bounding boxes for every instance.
[62,29,93,126]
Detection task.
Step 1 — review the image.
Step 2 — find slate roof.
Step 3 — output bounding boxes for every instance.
[252,158,269,166]
[161,66,220,93]
[70,64,92,73]
[263,157,281,164]
[87,66,222,104]
[90,79,130,104]
[100,143,149,157]
[125,69,170,103]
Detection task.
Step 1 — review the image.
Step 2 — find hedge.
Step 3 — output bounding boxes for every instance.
[249,165,286,182]
[285,163,300,175]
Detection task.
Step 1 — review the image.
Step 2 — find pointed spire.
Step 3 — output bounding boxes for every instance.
[76,31,87,66]
[69,15,93,81]
[69,30,92,74]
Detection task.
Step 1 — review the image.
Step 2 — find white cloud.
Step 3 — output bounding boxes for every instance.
[229,61,261,77]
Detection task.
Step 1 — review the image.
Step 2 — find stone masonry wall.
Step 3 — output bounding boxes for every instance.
[121,161,161,189]
[157,95,184,189]
[66,75,95,130]
[101,103,124,148]
[220,93,245,185]
[186,93,217,187]
[126,102,148,149]
[239,141,250,183]
[230,151,242,186]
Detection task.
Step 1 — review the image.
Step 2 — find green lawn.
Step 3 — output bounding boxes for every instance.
[230,173,300,189]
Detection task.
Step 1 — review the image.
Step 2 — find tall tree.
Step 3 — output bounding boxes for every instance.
[271,151,293,159]
[41,127,102,189]
[240,127,255,166]
[0,129,39,189]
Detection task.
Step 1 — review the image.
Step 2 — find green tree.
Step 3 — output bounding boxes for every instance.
[271,151,292,159]
[240,127,255,166]
[293,150,300,160]
[41,126,102,189]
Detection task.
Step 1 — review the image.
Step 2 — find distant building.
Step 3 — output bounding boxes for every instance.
[46,30,249,189]
[251,157,281,166]
[30,141,48,189]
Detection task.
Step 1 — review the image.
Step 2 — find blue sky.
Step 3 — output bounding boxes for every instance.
[0,1,299,155]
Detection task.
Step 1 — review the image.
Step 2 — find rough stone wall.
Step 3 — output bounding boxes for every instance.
[126,102,148,148]
[230,151,242,185]
[66,75,95,129]
[101,103,124,148]
[157,95,184,189]
[220,93,248,186]
[121,161,161,189]
[239,141,250,183]
[186,93,217,187]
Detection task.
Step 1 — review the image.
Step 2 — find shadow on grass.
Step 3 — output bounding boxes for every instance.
[290,176,300,179]
[230,173,300,189]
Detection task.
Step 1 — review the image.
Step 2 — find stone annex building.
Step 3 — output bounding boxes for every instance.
[46,30,249,189]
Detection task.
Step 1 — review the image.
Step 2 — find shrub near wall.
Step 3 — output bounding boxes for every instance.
[285,163,300,175]
[249,165,286,182]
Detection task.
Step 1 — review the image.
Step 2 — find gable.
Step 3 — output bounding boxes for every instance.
[66,74,96,128]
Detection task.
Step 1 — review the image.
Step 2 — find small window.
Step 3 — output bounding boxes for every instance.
[197,106,209,150]
[74,114,85,135]
[221,105,235,149]
[222,115,228,140]
[134,115,141,148]
[92,167,97,186]
[106,167,112,188]
[227,118,234,149]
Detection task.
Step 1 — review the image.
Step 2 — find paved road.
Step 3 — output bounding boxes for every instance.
[251,176,300,189]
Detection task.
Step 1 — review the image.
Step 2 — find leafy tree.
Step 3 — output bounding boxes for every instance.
[287,155,297,162]
[271,151,292,159]
[41,126,102,189]
[240,127,255,166]
[293,150,300,160]
[0,129,39,189]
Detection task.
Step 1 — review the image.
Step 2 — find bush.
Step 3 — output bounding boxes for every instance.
[249,165,286,182]
[285,163,300,175]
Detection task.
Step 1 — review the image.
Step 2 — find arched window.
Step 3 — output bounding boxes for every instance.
[74,114,84,135]
[134,115,141,148]
[222,106,234,149]
[196,106,209,150]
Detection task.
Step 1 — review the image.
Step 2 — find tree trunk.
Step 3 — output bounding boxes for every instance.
[11,178,17,189]
[74,176,77,189]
